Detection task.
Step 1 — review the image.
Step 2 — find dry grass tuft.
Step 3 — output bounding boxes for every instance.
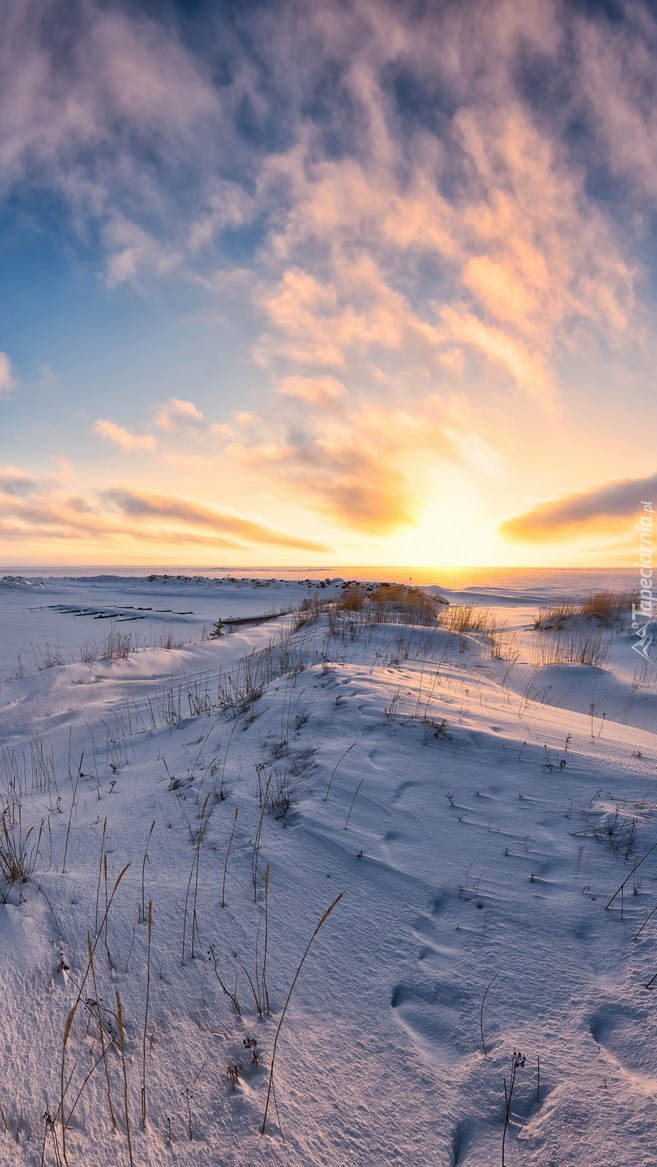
[580,590,639,622]
[534,590,638,630]
[531,627,613,668]
[340,584,368,611]
[0,798,37,898]
[291,595,330,631]
[446,605,502,635]
[330,583,445,628]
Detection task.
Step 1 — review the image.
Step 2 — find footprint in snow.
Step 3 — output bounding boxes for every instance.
[392,780,416,805]
[384,829,403,842]
[391,978,469,1062]
[51,951,71,988]
[590,1003,657,1091]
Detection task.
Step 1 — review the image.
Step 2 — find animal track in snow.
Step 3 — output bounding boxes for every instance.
[590,1004,657,1092]
[390,978,469,1062]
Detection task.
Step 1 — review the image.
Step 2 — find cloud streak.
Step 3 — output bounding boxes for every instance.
[101,488,329,551]
[94,419,156,452]
[0,470,330,554]
[501,473,657,542]
[0,353,12,395]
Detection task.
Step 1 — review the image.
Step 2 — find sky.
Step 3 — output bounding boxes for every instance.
[0,0,655,569]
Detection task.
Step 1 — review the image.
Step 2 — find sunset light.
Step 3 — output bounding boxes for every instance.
[0,0,652,569]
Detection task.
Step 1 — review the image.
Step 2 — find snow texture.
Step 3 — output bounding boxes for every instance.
[0,575,655,1166]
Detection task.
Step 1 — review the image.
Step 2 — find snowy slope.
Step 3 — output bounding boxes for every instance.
[0,582,655,1166]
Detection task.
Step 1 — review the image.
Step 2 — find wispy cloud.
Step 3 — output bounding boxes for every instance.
[94,419,156,453]
[278,376,346,408]
[101,488,329,551]
[0,468,329,553]
[0,352,13,395]
[501,473,657,542]
[0,466,39,495]
[223,0,641,534]
[105,220,183,288]
[576,6,657,203]
[95,400,209,450]
[153,398,204,432]
[248,4,634,408]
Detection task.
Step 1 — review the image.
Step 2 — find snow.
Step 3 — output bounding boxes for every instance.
[0,575,655,1166]
[0,575,346,684]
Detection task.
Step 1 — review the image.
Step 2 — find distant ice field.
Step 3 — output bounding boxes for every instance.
[0,568,639,681]
[0,575,333,680]
[0,563,637,591]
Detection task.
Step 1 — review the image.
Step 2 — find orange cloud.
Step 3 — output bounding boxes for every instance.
[501,472,657,542]
[251,21,635,420]
[153,398,204,431]
[232,411,260,427]
[102,487,329,551]
[226,397,466,535]
[0,469,330,555]
[440,305,554,403]
[256,256,441,372]
[94,419,156,452]
[278,376,346,408]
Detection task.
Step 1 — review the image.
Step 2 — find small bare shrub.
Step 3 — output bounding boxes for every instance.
[291,596,329,631]
[268,769,292,820]
[369,583,444,625]
[0,798,37,899]
[340,585,367,611]
[31,639,66,670]
[157,625,185,650]
[328,583,445,632]
[80,640,100,665]
[102,626,133,660]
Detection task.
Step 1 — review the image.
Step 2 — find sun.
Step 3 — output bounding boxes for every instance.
[376,478,504,568]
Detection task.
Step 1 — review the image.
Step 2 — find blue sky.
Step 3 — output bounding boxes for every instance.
[0,0,656,566]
